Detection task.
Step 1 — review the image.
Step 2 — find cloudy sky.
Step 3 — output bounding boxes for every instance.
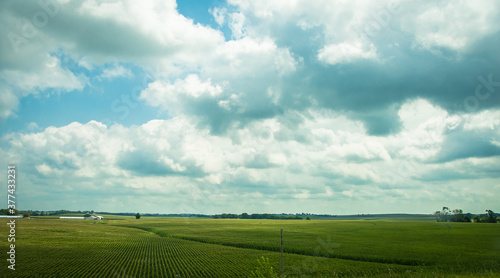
[1,0,499,215]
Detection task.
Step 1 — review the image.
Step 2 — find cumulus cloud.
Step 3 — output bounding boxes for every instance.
[403,0,500,53]
[3,97,500,213]
[4,101,499,210]
[218,0,500,135]
[100,65,133,79]
[211,7,227,26]
[0,0,225,118]
[3,0,497,135]
[0,85,18,119]
[141,74,223,110]
[317,40,378,65]
[1,55,85,91]
[431,126,500,163]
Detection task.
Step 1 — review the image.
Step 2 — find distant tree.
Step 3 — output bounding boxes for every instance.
[23,211,30,218]
[465,213,473,222]
[486,210,497,223]
[53,210,70,215]
[434,207,451,222]
[306,216,311,220]
[464,215,471,222]
[135,213,141,219]
[473,215,481,223]
[241,213,250,219]
[451,209,466,222]
[0,208,20,215]
[435,207,473,222]
[84,213,91,218]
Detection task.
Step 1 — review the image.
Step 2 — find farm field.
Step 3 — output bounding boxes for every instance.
[1,217,499,277]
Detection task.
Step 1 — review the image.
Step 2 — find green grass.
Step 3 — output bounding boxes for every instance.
[1,217,499,277]
[121,218,500,275]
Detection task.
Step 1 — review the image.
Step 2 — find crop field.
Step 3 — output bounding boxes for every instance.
[1,217,499,277]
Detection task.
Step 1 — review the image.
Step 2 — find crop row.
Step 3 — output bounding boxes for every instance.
[2,220,256,277]
[123,223,427,266]
[2,218,499,277]
[119,218,500,275]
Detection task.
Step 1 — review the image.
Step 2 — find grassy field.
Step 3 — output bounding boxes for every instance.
[1,217,499,277]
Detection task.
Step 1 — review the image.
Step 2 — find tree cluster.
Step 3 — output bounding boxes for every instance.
[434,207,498,223]
[31,209,94,216]
[473,210,498,223]
[1,209,99,217]
[434,207,471,222]
[0,208,20,215]
[23,210,46,216]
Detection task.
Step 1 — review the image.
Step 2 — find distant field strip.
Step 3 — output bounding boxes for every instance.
[121,224,426,266]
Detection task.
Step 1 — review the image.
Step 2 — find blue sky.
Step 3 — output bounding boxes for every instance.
[0,0,499,215]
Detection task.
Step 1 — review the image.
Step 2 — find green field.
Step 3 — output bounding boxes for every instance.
[1,217,499,277]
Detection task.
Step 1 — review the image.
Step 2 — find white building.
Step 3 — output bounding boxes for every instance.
[85,216,103,220]
[59,215,103,220]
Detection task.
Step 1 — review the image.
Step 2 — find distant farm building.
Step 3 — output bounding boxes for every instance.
[60,217,85,220]
[0,215,23,219]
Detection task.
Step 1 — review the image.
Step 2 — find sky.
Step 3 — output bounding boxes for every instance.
[0,0,499,215]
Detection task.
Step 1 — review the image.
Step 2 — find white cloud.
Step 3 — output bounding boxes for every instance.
[228,12,246,39]
[228,0,500,60]
[77,57,94,70]
[3,99,500,213]
[404,0,500,52]
[0,85,18,119]
[294,190,310,199]
[211,7,227,26]
[0,0,226,119]
[26,122,39,131]
[1,55,85,92]
[0,54,85,118]
[36,163,60,176]
[140,74,224,113]
[100,65,133,79]
[398,99,448,131]
[317,40,378,65]
[76,0,222,54]
[210,37,298,79]
[225,0,389,60]
[463,109,500,131]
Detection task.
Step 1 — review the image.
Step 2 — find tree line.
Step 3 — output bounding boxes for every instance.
[0,208,19,215]
[3,209,94,216]
[213,213,303,220]
[434,207,498,223]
